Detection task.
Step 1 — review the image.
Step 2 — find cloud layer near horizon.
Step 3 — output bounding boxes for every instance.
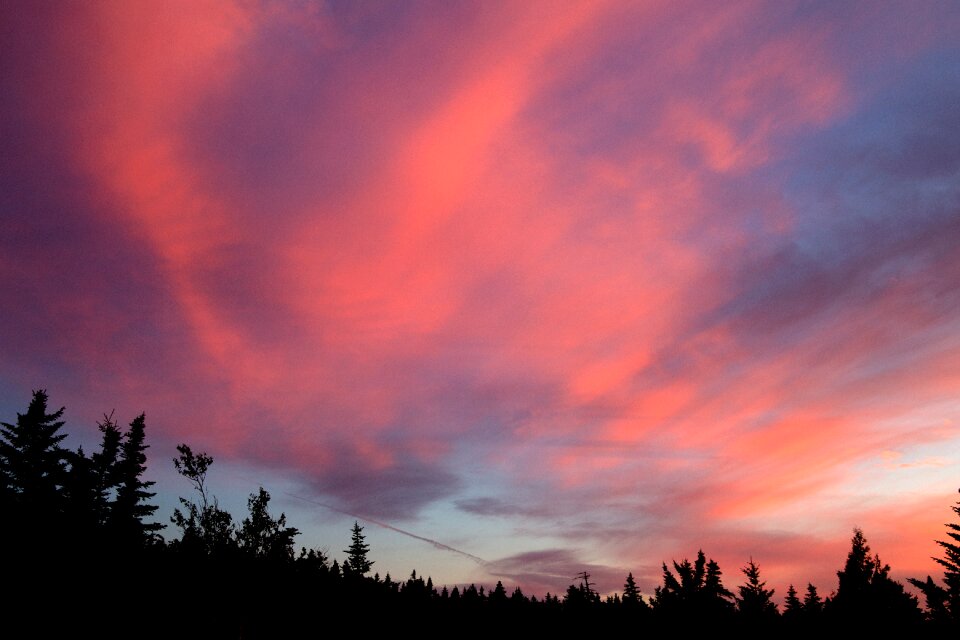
[2,0,959,596]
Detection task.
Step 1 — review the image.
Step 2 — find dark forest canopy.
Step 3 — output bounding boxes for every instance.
[0,390,957,636]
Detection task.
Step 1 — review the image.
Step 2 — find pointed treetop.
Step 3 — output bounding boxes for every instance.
[344,520,373,575]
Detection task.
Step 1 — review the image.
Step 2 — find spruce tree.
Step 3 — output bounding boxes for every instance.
[653,550,732,619]
[703,558,735,616]
[803,583,823,618]
[91,411,122,525]
[111,413,161,545]
[735,559,778,621]
[830,528,921,626]
[783,584,802,621]
[344,520,373,575]
[623,572,642,607]
[0,389,69,545]
[62,446,99,540]
[909,488,960,623]
[490,580,508,606]
[834,527,874,611]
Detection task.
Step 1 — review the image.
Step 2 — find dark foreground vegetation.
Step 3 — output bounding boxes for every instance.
[1,390,958,637]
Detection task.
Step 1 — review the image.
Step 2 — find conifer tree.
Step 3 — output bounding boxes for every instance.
[112,413,161,545]
[835,527,874,609]
[0,390,68,504]
[735,559,778,621]
[783,584,802,621]
[91,411,122,524]
[623,572,642,607]
[704,557,735,616]
[653,549,733,620]
[490,580,508,606]
[830,528,921,625]
[344,520,373,575]
[909,488,960,623]
[62,446,99,536]
[803,583,823,617]
[0,389,69,544]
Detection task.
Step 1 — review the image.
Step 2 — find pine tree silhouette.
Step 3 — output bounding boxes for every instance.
[0,389,68,548]
[909,488,960,623]
[111,413,162,546]
[735,558,778,621]
[344,521,373,575]
[622,572,644,608]
[803,583,823,619]
[783,583,802,621]
[830,528,921,627]
[91,411,122,525]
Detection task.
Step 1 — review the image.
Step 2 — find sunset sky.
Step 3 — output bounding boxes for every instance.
[2,1,959,598]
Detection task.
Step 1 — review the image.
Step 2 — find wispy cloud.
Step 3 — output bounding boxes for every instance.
[1,0,959,595]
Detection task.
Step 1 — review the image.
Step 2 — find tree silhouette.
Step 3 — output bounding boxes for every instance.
[91,411,122,525]
[735,558,778,621]
[830,527,921,626]
[237,487,299,561]
[622,572,644,608]
[111,413,162,546]
[490,580,508,607]
[8,387,960,633]
[704,558,734,607]
[653,550,734,621]
[909,488,960,623]
[0,390,67,502]
[835,527,874,609]
[0,389,68,545]
[171,443,235,554]
[344,520,373,575]
[803,583,823,620]
[62,445,99,537]
[783,584,802,621]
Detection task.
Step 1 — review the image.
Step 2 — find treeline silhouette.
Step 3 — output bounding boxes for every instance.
[1,389,958,636]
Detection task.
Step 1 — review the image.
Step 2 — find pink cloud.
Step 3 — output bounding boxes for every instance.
[2,0,959,597]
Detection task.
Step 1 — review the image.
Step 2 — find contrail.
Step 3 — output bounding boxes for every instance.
[280,489,489,566]
[223,470,488,566]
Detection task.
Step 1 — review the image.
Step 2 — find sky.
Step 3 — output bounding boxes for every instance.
[1,0,959,599]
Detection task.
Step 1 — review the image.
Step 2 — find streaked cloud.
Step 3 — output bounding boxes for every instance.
[2,0,959,596]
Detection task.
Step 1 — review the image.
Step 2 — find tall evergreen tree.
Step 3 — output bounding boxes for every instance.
[490,580,508,606]
[909,488,960,623]
[735,559,778,621]
[111,413,161,545]
[91,411,123,525]
[344,520,373,575]
[622,572,643,607]
[703,558,735,618]
[0,389,69,544]
[830,528,921,626]
[803,583,823,618]
[783,584,802,621]
[653,550,733,619]
[834,527,874,610]
[62,445,99,538]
